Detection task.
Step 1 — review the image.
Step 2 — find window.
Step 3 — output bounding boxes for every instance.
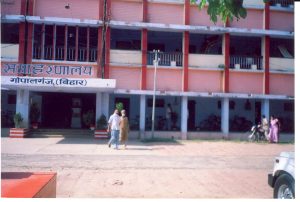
[189,34,222,54]
[1,23,19,44]
[111,28,141,50]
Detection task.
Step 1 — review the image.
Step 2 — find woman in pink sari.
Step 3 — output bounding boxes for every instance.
[268,116,279,143]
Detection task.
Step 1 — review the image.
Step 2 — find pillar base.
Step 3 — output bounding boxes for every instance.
[9,128,30,138]
[181,132,187,140]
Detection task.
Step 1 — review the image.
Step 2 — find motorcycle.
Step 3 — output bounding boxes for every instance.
[248,124,267,142]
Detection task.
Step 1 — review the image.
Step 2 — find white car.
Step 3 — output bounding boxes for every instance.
[268,151,295,199]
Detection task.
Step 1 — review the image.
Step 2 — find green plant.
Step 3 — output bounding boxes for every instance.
[30,103,40,122]
[82,110,95,127]
[218,64,225,69]
[96,114,108,130]
[115,102,123,114]
[13,112,23,128]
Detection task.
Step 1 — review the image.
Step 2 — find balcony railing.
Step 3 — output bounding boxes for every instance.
[230,56,263,70]
[270,0,294,7]
[33,46,97,62]
[147,52,183,67]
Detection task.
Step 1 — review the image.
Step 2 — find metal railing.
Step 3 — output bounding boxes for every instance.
[270,0,294,7]
[33,46,97,62]
[33,45,42,59]
[147,52,183,67]
[230,56,263,70]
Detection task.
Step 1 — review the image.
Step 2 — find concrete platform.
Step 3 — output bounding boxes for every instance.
[1,172,57,198]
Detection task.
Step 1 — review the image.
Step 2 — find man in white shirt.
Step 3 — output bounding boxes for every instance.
[107,109,121,149]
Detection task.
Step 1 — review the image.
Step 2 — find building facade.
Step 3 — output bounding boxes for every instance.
[1,0,294,139]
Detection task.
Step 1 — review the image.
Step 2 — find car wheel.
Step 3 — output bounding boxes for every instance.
[273,174,294,199]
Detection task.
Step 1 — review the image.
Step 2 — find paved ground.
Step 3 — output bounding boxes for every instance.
[1,137,294,198]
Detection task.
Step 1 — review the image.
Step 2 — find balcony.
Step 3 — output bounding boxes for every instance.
[270,57,294,72]
[270,0,294,7]
[147,52,182,67]
[1,44,19,60]
[189,54,224,69]
[110,50,142,66]
[230,56,263,70]
[33,46,97,62]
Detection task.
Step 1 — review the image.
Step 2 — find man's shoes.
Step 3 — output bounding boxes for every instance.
[108,143,111,148]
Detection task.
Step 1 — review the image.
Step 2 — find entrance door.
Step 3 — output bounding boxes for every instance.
[188,100,196,130]
[255,101,261,124]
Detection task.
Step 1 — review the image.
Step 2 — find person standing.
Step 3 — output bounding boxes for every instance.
[261,115,269,140]
[120,109,129,149]
[268,115,279,143]
[165,103,172,130]
[107,109,121,149]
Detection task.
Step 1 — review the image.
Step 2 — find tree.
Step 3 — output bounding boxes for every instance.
[190,0,248,24]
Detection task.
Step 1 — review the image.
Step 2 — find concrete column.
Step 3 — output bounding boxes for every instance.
[221,97,229,136]
[261,99,270,120]
[101,92,110,119]
[96,92,102,122]
[16,89,30,128]
[139,94,146,139]
[181,96,188,140]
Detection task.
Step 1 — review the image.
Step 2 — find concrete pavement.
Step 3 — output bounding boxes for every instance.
[1,137,295,198]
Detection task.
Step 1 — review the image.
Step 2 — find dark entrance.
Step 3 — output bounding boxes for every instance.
[255,101,261,124]
[188,100,196,130]
[41,92,95,128]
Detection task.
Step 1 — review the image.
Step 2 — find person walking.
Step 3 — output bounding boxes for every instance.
[107,109,121,149]
[120,109,129,149]
[268,115,279,143]
[261,115,269,140]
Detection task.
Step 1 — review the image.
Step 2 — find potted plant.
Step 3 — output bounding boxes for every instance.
[116,102,123,115]
[82,110,95,130]
[94,114,109,139]
[30,102,40,129]
[10,113,29,138]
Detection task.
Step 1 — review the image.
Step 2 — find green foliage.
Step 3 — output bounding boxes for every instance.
[29,103,40,122]
[97,114,108,130]
[13,112,23,128]
[82,110,95,127]
[115,102,124,113]
[190,0,248,24]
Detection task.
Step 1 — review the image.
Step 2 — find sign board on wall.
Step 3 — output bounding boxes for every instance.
[1,76,116,93]
[1,63,95,77]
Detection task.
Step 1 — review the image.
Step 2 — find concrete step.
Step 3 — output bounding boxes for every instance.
[29,129,94,138]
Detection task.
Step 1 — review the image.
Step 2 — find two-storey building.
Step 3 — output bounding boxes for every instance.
[1,0,294,139]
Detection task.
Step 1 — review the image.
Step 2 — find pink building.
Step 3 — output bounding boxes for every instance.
[1,0,294,140]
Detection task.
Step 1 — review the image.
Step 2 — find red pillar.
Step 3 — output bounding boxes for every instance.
[264,36,270,94]
[141,29,147,90]
[224,33,230,93]
[183,0,190,92]
[97,27,103,78]
[183,31,189,92]
[141,0,148,89]
[143,0,148,22]
[104,27,110,79]
[264,2,270,94]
